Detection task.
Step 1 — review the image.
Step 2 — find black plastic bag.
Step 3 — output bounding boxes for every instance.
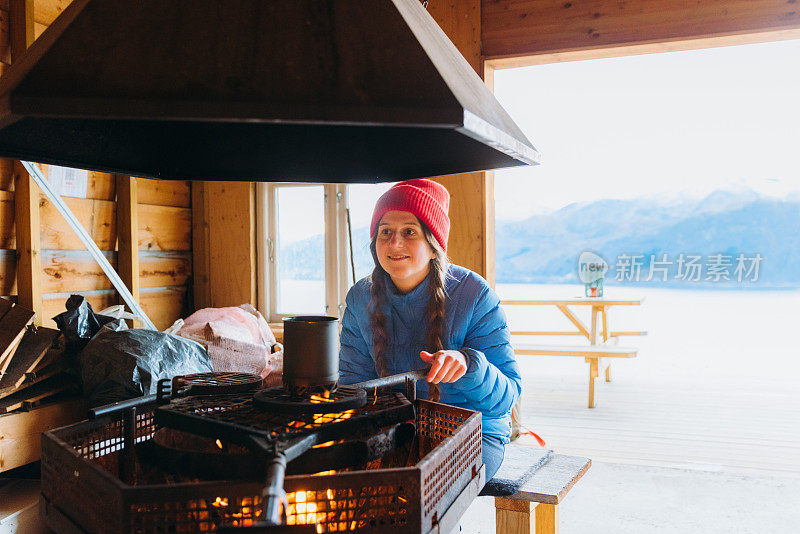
[53,294,122,352]
[78,325,213,407]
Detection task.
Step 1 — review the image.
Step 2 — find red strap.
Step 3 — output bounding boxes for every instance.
[518,430,546,447]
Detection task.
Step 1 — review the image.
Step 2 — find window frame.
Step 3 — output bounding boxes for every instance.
[256,183,351,322]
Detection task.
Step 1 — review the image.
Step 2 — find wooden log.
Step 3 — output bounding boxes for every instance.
[39,250,191,292]
[0,397,86,472]
[138,204,192,251]
[40,196,117,251]
[0,304,35,375]
[0,373,77,413]
[0,326,60,397]
[138,178,191,207]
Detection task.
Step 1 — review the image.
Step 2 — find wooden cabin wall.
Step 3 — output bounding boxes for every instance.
[0,0,192,330]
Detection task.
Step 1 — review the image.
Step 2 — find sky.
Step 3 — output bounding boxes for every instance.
[279,37,800,241]
[493,38,800,219]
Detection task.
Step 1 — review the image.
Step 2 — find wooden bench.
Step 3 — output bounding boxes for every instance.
[513,342,637,408]
[483,446,591,534]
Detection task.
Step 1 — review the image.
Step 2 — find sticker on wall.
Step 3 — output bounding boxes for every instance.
[47,165,88,198]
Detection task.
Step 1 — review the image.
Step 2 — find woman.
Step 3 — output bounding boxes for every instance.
[339,179,521,481]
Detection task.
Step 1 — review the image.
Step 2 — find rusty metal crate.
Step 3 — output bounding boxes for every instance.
[41,399,482,533]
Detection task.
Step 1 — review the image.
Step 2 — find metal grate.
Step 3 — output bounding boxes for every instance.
[285,485,409,532]
[418,403,483,521]
[156,391,412,444]
[130,495,263,533]
[42,399,482,533]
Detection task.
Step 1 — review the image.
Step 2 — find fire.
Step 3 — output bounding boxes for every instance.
[312,409,355,425]
[313,441,335,448]
[211,497,228,508]
[309,393,334,404]
[215,439,223,450]
[313,470,336,476]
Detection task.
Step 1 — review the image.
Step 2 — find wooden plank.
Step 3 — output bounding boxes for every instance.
[0,251,16,297]
[138,178,191,207]
[482,0,800,64]
[40,250,191,293]
[3,359,69,401]
[191,181,211,310]
[425,1,492,283]
[9,0,33,60]
[535,503,559,534]
[0,326,60,396]
[512,455,591,505]
[0,373,77,413]
[0,304,35,375]
[13,166,42,321]
[40,196,117,251]
[9,0,40,324]
[0,189,14,248]
[140,286,187,331]
[514,344,637,358]
[0,158,14,191]
[495,498,534,534]
[0,397,85,471]
[0,296,11,320]
[116,175,139,324]
[503,299,643,306]
[138,203,192,251]
[555,305,590,339]
[205,181,256,307]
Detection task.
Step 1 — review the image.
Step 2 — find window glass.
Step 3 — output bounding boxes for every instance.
[277,186,325,314]
[347,183,394,283]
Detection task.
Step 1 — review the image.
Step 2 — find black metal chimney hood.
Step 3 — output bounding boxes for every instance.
[0,0,539,183]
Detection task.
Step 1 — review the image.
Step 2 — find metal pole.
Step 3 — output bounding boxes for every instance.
[21,161,156,330]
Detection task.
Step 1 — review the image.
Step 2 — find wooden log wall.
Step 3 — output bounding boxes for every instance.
[0,0,192,330]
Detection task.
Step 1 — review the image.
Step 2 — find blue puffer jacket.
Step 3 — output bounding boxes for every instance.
[339,264,522,442]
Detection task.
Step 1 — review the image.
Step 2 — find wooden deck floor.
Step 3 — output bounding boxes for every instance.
[512,356,800,477]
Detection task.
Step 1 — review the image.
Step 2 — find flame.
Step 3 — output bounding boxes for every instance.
[211,497,228,508]
[215,439,223,450]
[373,386,378,405]
[327,489,335,500]
[312,409,355,425]
[313,470,336,476]
[313,441,335,449]
[309,394,334,404]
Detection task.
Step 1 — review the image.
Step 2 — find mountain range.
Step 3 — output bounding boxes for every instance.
[281,190,800,288]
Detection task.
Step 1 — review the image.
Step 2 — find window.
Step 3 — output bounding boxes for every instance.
[257,182,395,322]
[257,183,349,321]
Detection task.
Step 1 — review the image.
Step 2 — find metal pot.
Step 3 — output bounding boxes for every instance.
[282,315,340,395]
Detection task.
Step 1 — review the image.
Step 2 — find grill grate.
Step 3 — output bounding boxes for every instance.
[155,391,413,447]
[42,399,481,533]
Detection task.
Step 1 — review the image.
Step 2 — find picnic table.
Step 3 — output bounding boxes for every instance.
[502,297,646,408]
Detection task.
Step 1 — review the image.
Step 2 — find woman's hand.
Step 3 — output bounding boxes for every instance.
[419,350,468,384]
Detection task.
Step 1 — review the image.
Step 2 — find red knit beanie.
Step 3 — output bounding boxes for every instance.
[370,179,451,251]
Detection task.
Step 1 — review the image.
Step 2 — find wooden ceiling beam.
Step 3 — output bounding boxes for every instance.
[483,0,800,67]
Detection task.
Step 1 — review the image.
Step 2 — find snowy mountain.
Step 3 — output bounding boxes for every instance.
[282,190,800,288]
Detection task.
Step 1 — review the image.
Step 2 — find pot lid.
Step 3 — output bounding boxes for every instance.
[0,0,539,182]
